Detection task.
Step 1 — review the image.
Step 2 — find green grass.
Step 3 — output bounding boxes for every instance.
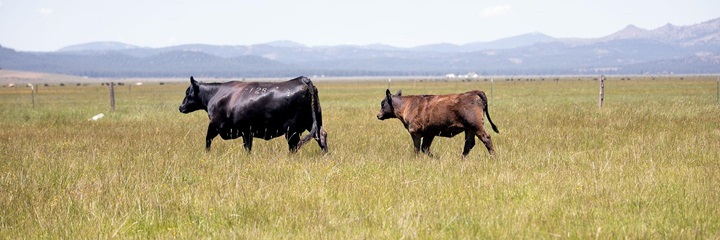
[1,76,719,238]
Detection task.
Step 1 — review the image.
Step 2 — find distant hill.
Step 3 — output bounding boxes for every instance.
[415,32,557,53]
[57,41,143,52]
[1,17,719,77]
[600,18,720,45]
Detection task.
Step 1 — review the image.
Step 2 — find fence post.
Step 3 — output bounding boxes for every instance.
[490,78,494,107]
[30,84,35,109]
[110,82,115,112]
[599,75,605,108]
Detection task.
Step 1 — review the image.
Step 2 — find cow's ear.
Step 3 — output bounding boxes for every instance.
[190,76,199,89]
[396,90,402,96]
[385,89,392,98]
[190,76,200,97]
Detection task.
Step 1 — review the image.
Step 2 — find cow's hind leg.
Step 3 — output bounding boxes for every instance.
[242,132,253,152]
[287,131,301,153]
[462,130,476,157]
[205,125,219,152]
[315,127,328,154]
[421,135,435,157]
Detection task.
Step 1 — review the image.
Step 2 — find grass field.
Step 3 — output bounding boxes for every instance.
[1,76,719,238]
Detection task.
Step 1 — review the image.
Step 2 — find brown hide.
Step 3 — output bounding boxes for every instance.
[378,90,498,157]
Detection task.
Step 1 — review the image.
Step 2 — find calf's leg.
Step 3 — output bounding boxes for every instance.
[421,135,435,157]
[475,128,495,156]
[462,130,476,157]
[462,110,496,157]
[411,134,422,154]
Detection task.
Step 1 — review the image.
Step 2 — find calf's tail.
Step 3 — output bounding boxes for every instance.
[477,91,499,133]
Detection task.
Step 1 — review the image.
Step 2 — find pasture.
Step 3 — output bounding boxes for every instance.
[0,76,718,238]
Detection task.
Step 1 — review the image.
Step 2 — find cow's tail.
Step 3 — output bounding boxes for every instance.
[477,91,499,133]
[299,77,328,153]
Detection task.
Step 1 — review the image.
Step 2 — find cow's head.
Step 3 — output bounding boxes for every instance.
[178,76,202,113]
[377,89,401,120]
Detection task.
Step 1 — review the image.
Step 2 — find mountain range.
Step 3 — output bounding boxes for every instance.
[1,17,719,78]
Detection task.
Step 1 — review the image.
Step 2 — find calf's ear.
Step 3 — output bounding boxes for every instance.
[385,89,393,103]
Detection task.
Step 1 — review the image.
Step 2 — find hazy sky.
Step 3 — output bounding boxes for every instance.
[0,0,718,51]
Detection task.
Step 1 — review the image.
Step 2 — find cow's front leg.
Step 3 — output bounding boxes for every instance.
[421,135,435,157]
[242,132,253,152]
[205,125,219,152]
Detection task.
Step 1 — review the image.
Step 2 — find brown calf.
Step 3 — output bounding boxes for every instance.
[377,89,499,157]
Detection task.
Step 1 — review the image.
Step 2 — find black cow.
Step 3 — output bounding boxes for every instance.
[179,76,328,153]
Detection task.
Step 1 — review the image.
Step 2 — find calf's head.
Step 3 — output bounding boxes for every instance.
[178,77,203,113]
[376,89,401,120]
